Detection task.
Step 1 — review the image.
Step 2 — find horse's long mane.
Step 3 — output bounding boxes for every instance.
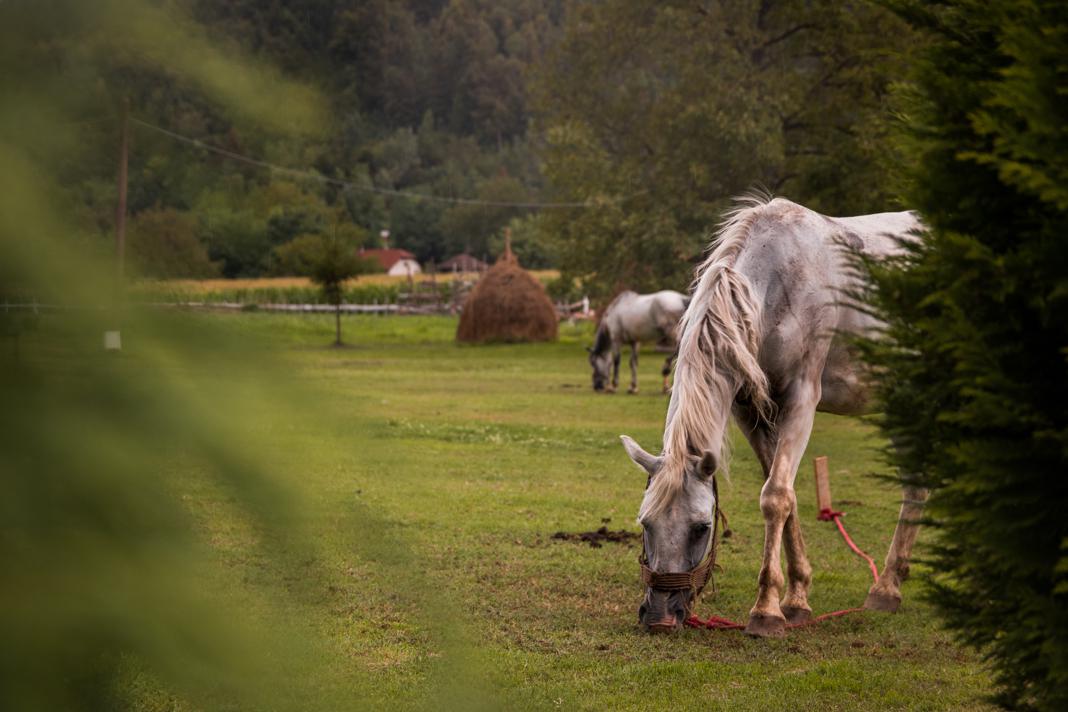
[640,194,776,520]
[591,321,612,355]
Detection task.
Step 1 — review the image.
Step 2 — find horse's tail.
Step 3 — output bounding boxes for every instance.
[642,199,774,519]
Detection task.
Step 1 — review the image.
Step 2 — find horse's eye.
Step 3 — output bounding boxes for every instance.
[690,523,710,539]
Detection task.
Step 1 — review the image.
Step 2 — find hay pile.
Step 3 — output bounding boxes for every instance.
[456,250,558,343]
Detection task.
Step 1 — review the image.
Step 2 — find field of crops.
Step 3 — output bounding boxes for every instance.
[130,271,561,306]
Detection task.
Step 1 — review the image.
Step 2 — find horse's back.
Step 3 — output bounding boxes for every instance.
[829,210,923,259]
[730,198,921,411]
[612,291,686,344]
[643,290,687,316]
[735,199,920,312]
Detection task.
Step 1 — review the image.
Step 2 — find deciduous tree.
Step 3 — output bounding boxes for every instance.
[533,0,912,297]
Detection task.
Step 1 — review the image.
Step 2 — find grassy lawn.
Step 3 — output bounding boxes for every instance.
[113,313,991,710]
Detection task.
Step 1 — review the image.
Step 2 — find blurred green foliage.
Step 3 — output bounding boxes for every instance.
[0,2,500,709]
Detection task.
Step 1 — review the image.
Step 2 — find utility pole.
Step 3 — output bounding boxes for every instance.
[105,98,129,351]
[116,97,129,279]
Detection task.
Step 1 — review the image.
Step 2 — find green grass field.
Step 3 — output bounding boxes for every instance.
[121,313,992,711]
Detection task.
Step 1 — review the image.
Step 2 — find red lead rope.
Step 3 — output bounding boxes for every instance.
[685,507,879,631]
[821,508,880,581]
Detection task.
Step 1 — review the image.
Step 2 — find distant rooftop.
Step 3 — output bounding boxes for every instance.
[438,253,488,272]
[359,248,417,270]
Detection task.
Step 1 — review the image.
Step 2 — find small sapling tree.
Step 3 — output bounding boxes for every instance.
[307,234,370,346]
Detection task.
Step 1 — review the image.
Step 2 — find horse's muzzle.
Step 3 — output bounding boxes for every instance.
[639,591,689,632]
[646,621,680,634]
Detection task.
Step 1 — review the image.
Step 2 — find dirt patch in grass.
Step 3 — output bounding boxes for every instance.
[552,525,640,548]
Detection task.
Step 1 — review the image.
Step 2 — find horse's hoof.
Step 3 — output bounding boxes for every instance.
[781,605,812,624]
[864,590,901,613]
[627,387,639,395]
[745,613,786,638]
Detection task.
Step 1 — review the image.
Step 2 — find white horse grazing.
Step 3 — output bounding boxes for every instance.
[621,196,927,636]
[588,290,688,394]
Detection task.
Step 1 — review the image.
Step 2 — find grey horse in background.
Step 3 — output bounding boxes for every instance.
[588,290,688,394]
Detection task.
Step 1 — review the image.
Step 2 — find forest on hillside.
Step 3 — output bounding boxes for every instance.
[62,0,564,280]
[56,0,911,297]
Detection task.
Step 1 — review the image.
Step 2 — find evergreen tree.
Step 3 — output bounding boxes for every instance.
[859,2,1068,708]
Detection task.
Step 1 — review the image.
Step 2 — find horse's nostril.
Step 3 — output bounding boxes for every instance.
[637,604,648,623]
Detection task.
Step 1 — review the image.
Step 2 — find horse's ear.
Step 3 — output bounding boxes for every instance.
[697,451,718,480]
[620,435,661,476]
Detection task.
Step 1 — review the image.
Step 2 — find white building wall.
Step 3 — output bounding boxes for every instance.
[387,259,422,277]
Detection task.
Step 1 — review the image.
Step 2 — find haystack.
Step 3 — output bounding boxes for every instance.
[456,247,557,343]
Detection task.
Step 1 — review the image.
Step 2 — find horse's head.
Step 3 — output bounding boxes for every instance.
[621,435,718,633]
[587,346,613,392]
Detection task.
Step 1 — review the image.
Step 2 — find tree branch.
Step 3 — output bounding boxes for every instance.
[771,173,798,191]
[759,23,818,51]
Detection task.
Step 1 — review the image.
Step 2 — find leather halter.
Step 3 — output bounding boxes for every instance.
[638,475,724,613]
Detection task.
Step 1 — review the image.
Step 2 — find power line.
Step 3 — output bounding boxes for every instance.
[130,117,613,209]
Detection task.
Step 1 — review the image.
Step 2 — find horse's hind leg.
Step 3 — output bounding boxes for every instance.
[736,405,813,625]
[865,484,929,612]
[745,380,820,637]
[628,342,639,394]
[653,308,680,394]
[661,350,677,394]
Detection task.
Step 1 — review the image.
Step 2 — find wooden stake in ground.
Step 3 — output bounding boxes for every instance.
[813,455,832,513]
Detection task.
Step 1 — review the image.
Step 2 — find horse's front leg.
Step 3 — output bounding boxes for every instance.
[628,342,639,394]
[864,484,929,612]
[611,350,621,390]
[747,381,819,637]
[736,405,812,624]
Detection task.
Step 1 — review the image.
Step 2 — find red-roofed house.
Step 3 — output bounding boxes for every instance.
[359,248,422,277]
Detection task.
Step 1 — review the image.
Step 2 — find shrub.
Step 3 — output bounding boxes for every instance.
[861,2,1068,708]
